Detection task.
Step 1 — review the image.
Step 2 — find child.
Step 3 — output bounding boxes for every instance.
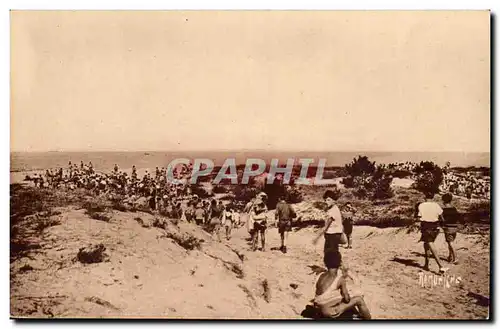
[251,198,268,251]
[441,193,460,264]
[417,191,448,274]
[223,205,234,241]
[313,190,345,253]
[342,202,355,249]
[194,203,205,226]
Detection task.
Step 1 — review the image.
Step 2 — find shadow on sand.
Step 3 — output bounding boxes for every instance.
[301,304,361,320]
[411,251,449,262]
[467,292,490,307]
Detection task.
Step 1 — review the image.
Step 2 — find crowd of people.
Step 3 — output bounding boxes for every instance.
[24,160,476,320]
[441,171,490,200]
[386,161,490,200]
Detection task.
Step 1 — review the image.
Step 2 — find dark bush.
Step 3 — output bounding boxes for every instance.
[286,187,304,204]
[345,156,376,177]
[34,215,61,233]
[112,202,128,212]
[341,176,355,188]
[372,176,394,200]
[355,216,414,228]
[312,200,328,210]
[234,185,259,203]
[212,185,230,194]
[414,162,443,195]
[464,200,491,223]
[82,199,109,214]
[77,244,108,264]
[88,212,111,222]
[166,231,202,251]
[353,187,368,199]
[263,183,287,209]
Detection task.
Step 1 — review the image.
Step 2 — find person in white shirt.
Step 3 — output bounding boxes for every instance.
[417,191,448,274]
[313,189,346,253]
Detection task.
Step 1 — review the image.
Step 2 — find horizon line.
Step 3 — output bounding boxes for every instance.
[10,149,491,154]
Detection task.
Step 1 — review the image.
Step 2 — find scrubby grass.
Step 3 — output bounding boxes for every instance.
[299,185,490,230]
[76,244,108,264]
[166,231,203,251]
[10,185,70,261]
[82,198,113,222]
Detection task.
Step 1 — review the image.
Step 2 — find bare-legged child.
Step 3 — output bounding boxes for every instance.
[441,193,460,264]
[417,191,449,274]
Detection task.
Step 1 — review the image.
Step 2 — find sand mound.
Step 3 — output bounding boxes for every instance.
[10,199,490,319]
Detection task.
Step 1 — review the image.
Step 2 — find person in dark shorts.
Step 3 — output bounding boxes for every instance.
[194,203,205,226]
[275,195,297,253]
[223,204,234,241]
[342,202,355,249]
[208,199,223,242]
[441,193,460,264]
[251,198,268,251]
[417,191,448,274]
[313,189,345,253]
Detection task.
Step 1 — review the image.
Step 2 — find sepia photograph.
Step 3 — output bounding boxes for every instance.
[10,10,490,320]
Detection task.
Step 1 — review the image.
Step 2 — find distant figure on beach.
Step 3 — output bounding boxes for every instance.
[314,251,372,319]
[342,202,355,249]
[194,202,205,226]
[222,204,234,241]
[114,164,119,174]
[441,193,460,264]
[251,198,268,251]
[232,207,240,228]
[417,191,448,274]
[275,195,296,254]
[244,197,257,237]
[209,199,223,242]
[185,202,195,223]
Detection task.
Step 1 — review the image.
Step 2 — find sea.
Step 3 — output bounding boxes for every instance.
[10,151,490,173]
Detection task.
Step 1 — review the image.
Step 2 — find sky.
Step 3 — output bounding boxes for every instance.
[10,11,490,153]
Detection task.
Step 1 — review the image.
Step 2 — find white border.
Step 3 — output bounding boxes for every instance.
[3,1,497,329]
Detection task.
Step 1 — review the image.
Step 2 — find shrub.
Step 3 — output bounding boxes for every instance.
[34,215,61,233]
[345,156,376,177]
[372,176,394,200]
[341,176,355,188]
[112,201,128,212]
[88,212,111,222]
[153,216,168,229]
[285,187,304,204]
[414,164,443,195]
[82,198,109,214]
[353,187,368,199]
[464,200,491,223]
[234,185,259,203]
[212,185,230,194]
[355,215,413,228]
[77,244,108,264]
[166,231,202,251]
[83,198,112,222]
[313,200,327,210]
[342,157,393,200]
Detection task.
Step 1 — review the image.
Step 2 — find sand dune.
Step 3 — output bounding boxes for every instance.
[10,203,489,319]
